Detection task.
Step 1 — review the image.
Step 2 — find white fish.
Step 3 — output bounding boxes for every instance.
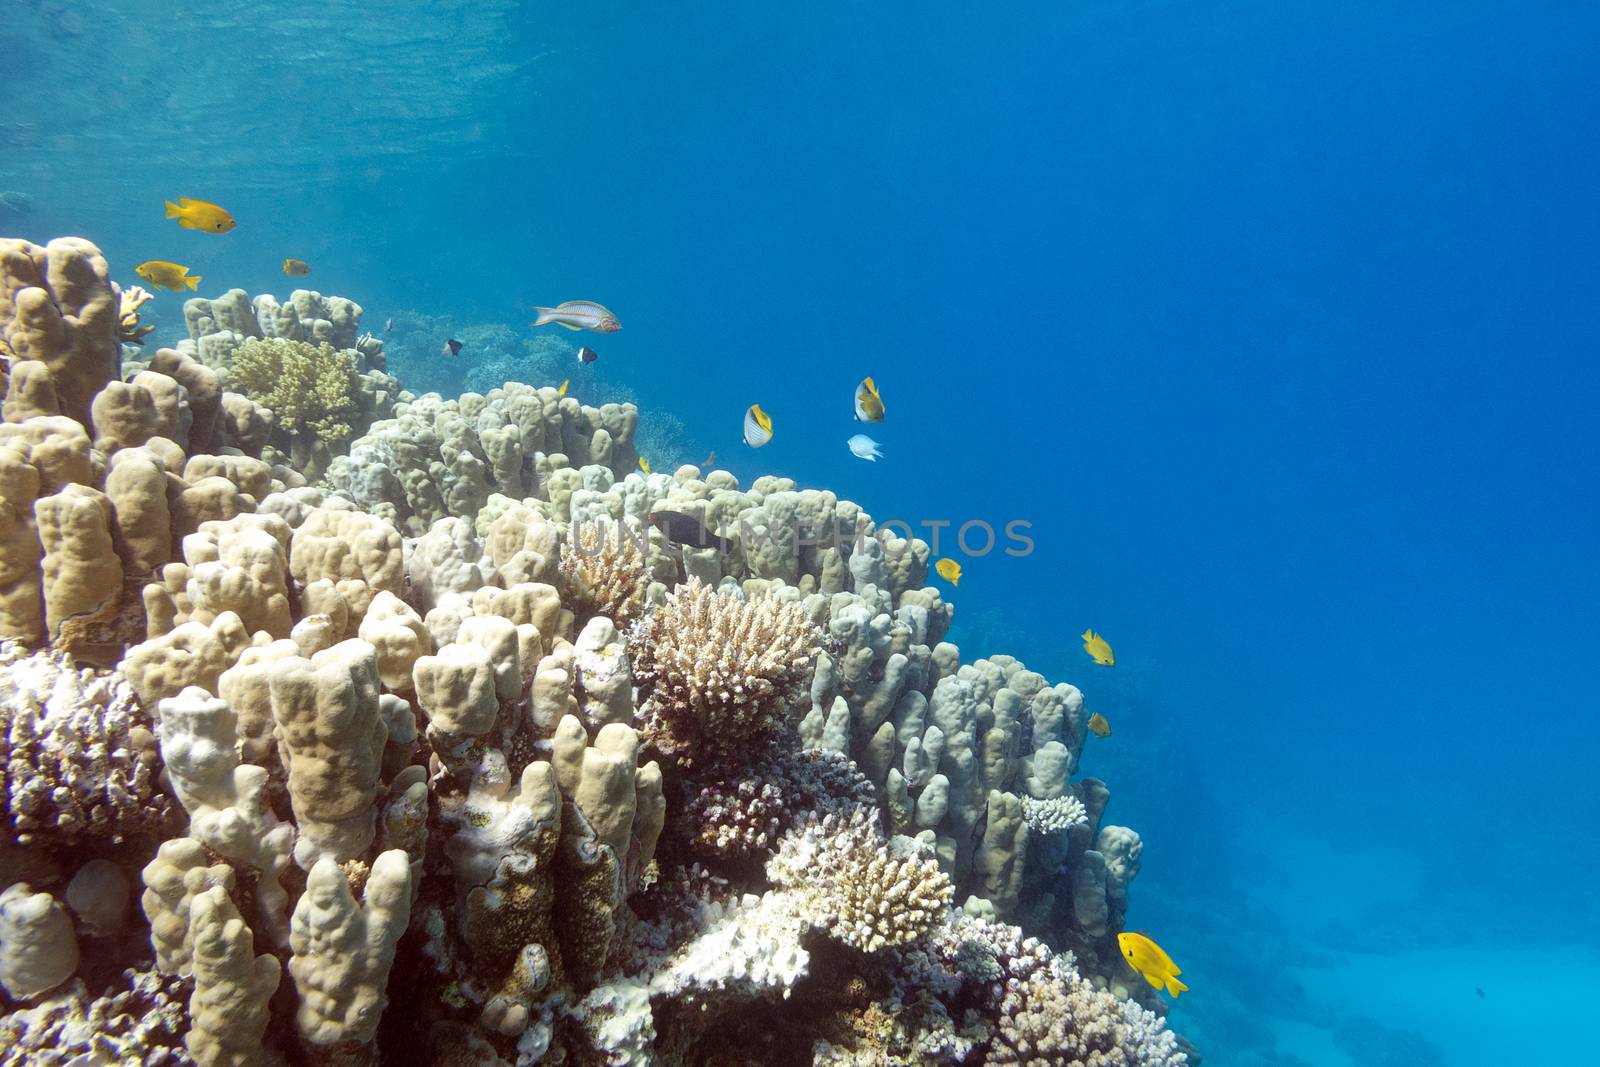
[847,434,882,461]
[531,300,621,332]
[744,403,773,448]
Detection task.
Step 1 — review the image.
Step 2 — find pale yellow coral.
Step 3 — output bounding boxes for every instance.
[117,285,156,346]
[224,337,358,443]
[630,578,821,760]
[560,520,647,627]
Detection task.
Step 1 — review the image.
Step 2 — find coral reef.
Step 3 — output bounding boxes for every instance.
[0,235,1189,1064]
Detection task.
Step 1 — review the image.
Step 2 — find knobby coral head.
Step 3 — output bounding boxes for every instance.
[629,578,822,763]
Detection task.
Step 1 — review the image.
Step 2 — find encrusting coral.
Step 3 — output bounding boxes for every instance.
[0,234,1191,1065]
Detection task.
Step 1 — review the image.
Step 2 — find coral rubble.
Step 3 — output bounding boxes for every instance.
[0,235,1189,1064]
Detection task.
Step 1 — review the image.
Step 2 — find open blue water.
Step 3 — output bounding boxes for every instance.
[6,2,1597,1062]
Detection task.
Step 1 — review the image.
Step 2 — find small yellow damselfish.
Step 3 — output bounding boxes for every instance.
[557,379,569,397]
[164,197,235,233]
[1088,712,1111,738]
[638,456,651,474]
[1118,932,1187,998]
[1082,629,1115,666]
[134,260,200,292]
[934,558,961,586]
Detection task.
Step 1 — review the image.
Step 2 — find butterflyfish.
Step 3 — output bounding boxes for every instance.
[1081,629,1115,666]
[532,300,621,332]
[282,258,311,276]
[934,558,961,586]
[134,260,200,292]
[854,376,885,422]
[847,434,883,461]
[1088,713,1111,738]
[744,404,772,447]
[1117,932,1187,998]
[164,197,235,233]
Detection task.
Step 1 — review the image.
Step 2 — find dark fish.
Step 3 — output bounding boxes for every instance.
[1476,987,1486,998]
[647,510,732,554]
[577,346,598,364]
[442,338,462,357]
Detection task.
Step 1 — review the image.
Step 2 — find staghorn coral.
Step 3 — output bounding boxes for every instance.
[224,337,359,443]
[560,519,648,628]
[767,807,953,953]
[630,578,821,763]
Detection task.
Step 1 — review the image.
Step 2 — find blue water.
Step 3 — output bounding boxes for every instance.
[7,1,1598,1062]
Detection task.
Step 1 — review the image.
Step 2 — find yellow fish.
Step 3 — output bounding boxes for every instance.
[164,197,235,233]
[1118,932,1187,997]
[744,404,773,448]
[638,456,651,474]
[854,376,885,422]
[134,260,201,292]
[1081,629,1115,666]
[558,379,569,397]
[1088,712,1111,738]
[934,558,961,586]
[282,258,311,276]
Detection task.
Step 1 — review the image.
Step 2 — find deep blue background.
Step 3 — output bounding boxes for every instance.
[6,1,1597,1062]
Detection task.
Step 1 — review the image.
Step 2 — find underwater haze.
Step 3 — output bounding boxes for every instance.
[5,0,1598,1064]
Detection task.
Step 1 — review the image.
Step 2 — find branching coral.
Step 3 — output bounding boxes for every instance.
[630,578,821,762]
[117,286,156,347]
[990,967,1148,1067]
[0,643,174,846]
[767,807,952,953]
[224,337,358,443]
[686,748,878,861]
[1022,793,1089,836]
[561,520,647,628]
